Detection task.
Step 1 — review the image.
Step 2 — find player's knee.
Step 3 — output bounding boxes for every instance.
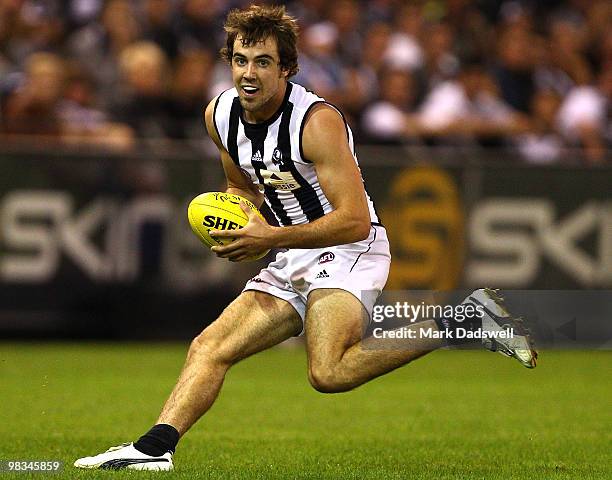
[189,330,235,367]
[308,364,349,394]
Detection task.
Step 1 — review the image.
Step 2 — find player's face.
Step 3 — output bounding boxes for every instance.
[231,35,288,122]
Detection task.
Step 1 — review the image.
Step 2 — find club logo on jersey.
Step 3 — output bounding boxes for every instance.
[261,169,300,191]
[318,252,335,264]
[251,150,263,162]
[272,148,283,165]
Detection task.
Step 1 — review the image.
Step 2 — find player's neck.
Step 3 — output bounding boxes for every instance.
[243,82,288,124]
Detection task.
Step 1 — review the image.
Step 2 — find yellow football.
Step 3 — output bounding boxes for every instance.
[187,192,270,261]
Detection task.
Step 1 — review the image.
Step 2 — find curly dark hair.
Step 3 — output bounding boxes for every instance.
[220,5,299,78]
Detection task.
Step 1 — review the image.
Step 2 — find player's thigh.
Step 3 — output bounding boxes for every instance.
[197,290,302,364]
[305,288,367,365]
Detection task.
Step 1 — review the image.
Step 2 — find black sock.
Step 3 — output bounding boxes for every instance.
[133,424,180,456]
[434,312,482,346]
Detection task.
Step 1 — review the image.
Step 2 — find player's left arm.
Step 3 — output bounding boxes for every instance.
[211,104,371,260]
[272,104,372,247]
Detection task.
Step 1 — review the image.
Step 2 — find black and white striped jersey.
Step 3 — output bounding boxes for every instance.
[212,82,380,227]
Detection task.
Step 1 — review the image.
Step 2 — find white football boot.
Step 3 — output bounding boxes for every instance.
[463,288,538,368]
[74,443,173,471]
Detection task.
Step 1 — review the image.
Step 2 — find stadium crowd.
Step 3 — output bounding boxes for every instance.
[0,0,610,163]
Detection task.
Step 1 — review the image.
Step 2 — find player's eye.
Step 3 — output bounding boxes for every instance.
[257,59,270,67]
[234,57,247,66]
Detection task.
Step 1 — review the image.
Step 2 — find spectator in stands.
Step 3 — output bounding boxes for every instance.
[515,89,565,164]
[443,0,494,62]
[557,66,612,163]
[175,0,224,52]
[533,32,575,97]
[111,41,172,140]
[58,65,108,134]
[295,20,368,121]
[492,25,537,113]
[357,22,392,103]
[63,0,104,29]
[548,13,593,86]
[362,0,397,26]
[0,49,133,147]
[287,0,327,29]
[417,58,528,144]
[141,0,180,59]
[67,0,140,108]
[58,64,134,149]
[166,49,214,142]
[383,3,424,72]
[0,0,65,66]
[293,22,344,104]
[327,0,362,67]
[1,52,65,136]
[361,68,419,144]
[421,22,460,89]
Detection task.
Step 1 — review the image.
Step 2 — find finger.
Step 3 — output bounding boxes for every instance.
[239,200,251,216]
[226,249,248,261]
[211,241,243,255]
[216,249,242,259]
[229,250,252,262]
[223,245,252,261]
[240,200,259,220]
[209,228,242,238]
[211,246,234,256]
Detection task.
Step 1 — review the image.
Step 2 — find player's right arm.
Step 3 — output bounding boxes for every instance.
[204,98,264,208]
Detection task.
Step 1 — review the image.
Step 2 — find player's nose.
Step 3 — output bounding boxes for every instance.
[244,62,256,79]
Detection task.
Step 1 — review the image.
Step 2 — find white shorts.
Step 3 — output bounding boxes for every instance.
[243,225,391,332]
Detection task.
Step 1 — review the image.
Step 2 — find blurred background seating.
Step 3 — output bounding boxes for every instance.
[0,0,609,163]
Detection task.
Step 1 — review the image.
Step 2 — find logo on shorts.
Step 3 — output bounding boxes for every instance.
[315,270,330,279]
[250,276,263,283]
[318,252,335,264]
[318,252,336,265]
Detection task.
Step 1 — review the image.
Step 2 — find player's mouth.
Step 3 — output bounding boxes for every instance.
[241,85,260,97]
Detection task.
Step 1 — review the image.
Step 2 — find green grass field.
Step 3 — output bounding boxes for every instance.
[0,344,610,479]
